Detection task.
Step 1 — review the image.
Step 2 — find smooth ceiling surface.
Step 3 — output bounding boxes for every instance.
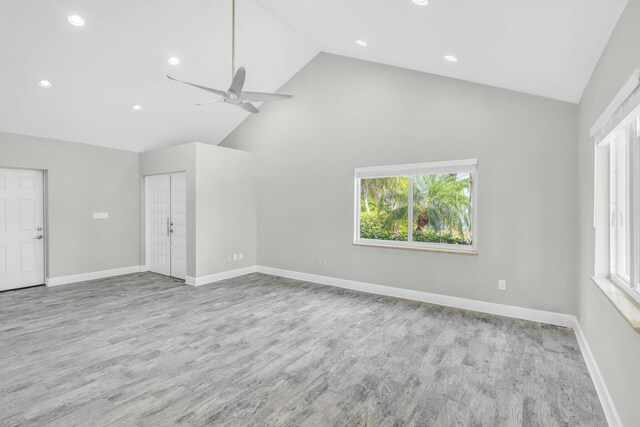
[0,1,628,151]
[253,0,628,103]
[0,0,318,152]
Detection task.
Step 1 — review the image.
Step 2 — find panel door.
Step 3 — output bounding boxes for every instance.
[146,174,171,276]
[0,168,45,291]
[170,173,187,280]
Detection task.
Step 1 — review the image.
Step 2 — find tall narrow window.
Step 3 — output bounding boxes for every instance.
[604,113,639,298]
[610,130,630,284]
[355,160,477,253]
[591,71,640,326]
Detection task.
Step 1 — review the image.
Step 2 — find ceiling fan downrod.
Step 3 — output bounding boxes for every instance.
[232,0,236,80]
[166,0,293,114]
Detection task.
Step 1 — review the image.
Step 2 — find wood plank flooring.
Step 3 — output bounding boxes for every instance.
[0,272,606,426]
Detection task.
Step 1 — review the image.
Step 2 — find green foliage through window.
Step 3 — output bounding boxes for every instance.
[359,173,472,246]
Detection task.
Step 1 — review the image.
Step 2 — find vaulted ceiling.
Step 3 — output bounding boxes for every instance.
[0,0,318,152]
[0,0,628,152]
[254,0,628,103]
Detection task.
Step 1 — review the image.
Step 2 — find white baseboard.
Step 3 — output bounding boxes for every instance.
[256,266,574,327]
[185,265,258,287]
[572,318,622,427]
[46,265,146,287]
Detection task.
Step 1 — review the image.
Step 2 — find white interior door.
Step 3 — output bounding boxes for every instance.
[145,173,187,279]
[170,173,187,280]
[0,168,45,291]
[146,174,171,276]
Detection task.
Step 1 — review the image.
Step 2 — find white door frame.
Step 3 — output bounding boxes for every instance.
[0,167,47,291]
[144,172,187,279]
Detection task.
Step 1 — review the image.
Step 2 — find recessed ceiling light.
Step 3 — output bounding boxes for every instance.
[37,80,52,88]
[412,0,429,5]
[67,14,85,27]
[168,57,180,66]
[356,39,367,47]
[132,105,142,111]
[444,55,459,63]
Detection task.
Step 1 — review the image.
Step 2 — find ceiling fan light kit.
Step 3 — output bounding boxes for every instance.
[167,0,292,113]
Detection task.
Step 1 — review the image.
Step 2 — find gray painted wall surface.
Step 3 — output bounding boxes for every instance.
[222,53,579,315]
[196,144,258,277]
[0,131,140,278]
[576,0,640,424]
[139,142,257,278]
[195,143,257,277]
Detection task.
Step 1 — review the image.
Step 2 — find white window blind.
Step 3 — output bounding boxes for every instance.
[355,159,477,179]
[591,69,640,145]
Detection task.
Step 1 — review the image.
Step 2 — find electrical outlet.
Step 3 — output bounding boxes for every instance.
[316,257,322,266]
[498,280,507,291]
[226,254,231,263]
[233,254,238,261]
[323,258,328,267]
[239,253,243,261]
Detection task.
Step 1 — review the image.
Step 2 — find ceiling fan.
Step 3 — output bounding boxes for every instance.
[167,0,292,113]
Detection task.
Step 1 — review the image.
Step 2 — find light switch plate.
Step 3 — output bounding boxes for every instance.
[93,212,109,219]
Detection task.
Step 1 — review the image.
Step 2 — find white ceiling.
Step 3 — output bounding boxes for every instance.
[0,0,629,152]
[254,0,627,103]
[0,0,318,152]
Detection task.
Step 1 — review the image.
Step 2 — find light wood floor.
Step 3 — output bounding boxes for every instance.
[0,272,605,426]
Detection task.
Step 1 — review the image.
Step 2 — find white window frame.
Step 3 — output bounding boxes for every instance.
[601,112,640,302]
[353,159,478,254]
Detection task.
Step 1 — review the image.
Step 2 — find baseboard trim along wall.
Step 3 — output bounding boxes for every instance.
[256,266,574,327]
[571,319,623,427]
[185,265,258,287]
[45,265,146,287]
[255,265,620,427]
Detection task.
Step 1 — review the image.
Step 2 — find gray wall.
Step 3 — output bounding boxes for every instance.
[195,143,257,276]
[576,0,640,425]
[0,131,140,278]
[0,134,257,282]
[139,142,257,279]
[222,53,579,315]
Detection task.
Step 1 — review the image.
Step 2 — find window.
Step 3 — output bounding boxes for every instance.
[354,159,477,253]
[605,115,639,296]
[591,71,640,327]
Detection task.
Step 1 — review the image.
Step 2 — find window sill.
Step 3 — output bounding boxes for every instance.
[353,241,478,256]
[591,276,640,333]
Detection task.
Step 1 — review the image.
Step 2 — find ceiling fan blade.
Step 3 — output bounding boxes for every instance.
[229,67,246,96]
[167,75,227,97]
[195,99,224,106]
[241,91,293,102]
[235,102,260,114]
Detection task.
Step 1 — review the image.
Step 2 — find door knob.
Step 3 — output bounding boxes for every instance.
[34,235,43,240]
